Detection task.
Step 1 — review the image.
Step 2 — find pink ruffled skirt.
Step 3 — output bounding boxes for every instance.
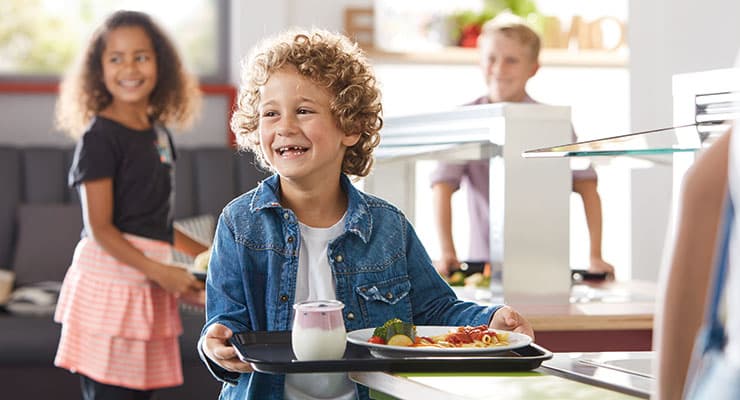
[54,234,183,390]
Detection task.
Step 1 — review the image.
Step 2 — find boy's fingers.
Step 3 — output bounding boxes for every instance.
[213,344,237,360]
[207,323,233,339]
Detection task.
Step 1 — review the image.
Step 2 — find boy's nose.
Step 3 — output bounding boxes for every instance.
[275,116,298,135]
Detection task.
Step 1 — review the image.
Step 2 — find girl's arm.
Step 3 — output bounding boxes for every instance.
[80,177,202,295]
[653,131,730,400]
[174,227,209,257]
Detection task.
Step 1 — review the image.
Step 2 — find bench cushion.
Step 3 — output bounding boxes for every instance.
[12,204,82,287]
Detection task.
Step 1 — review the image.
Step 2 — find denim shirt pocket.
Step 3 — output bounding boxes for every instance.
[355,277,413,326]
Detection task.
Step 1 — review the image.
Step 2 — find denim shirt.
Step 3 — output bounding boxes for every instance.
[199,174,501,400]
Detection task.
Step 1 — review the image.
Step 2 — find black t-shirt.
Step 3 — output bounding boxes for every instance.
[68,116,176,243]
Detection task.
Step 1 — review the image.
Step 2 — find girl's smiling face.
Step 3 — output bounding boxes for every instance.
[258,66,360,185]
[101,26,158,110]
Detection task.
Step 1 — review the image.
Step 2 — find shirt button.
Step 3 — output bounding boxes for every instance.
[280,295,289,302]
[335,254,344,263]
[385,292,393,300]
[287,236,294,243]
[283,212,290,220]
[346,312,355,320]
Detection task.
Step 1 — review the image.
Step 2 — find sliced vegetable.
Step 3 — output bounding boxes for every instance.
[387,334,414,346]
[384,320,415,341]
[369,318,417,345]
[368,336,385,344]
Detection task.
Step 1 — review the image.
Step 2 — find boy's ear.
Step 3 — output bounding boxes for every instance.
[343,132,362,147]
[528,61,540,78]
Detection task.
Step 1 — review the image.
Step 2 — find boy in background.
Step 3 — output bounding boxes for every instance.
[430,16,615,278]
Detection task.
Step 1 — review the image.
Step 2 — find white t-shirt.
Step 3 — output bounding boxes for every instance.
[284,215,355,400]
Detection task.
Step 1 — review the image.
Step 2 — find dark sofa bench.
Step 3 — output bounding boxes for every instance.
[0,145,270,399]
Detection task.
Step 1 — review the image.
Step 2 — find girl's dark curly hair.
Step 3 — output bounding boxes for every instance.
[56,10,201,137]
[230,28,383,178]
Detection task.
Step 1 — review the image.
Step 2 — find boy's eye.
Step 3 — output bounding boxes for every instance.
[297,108,313,114]
[262,110,277,117]
[108,56,121,64]
[135,54,150,62]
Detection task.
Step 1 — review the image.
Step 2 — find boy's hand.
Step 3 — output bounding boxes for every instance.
[490,305,535,340]
[588,257,615,279]
[433,251,460,277]
[203,323,253,373]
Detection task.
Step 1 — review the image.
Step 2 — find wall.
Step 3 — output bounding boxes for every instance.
[0,93,231,148]
[229,0,371,85]
[628,0,740,280]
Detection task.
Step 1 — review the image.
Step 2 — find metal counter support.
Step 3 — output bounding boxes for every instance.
[363,103,573,303]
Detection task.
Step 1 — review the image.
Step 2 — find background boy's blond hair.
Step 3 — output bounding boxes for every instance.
[478,14,541,62]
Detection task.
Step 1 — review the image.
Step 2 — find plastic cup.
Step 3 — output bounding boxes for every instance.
[291,300,347,361]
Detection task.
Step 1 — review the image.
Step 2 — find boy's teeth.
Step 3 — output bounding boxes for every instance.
[279,146,306,155]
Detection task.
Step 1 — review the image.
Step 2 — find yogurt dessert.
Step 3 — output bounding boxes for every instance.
[291,300,346,361]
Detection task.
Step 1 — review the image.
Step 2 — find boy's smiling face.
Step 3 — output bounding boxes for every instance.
[479,32,539,103]
[258,66,360,185]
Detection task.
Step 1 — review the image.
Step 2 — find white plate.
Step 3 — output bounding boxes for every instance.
[346,326,532,358]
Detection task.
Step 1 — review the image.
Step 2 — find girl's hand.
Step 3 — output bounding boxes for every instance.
[151,263,204,296]
[180,288,206,306]
[490,305,535,340]
[203,323,253,373]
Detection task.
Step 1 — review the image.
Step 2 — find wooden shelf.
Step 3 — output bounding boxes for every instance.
[365,46,628,68]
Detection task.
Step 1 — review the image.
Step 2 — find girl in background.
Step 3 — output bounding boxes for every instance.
[54,10,206,400]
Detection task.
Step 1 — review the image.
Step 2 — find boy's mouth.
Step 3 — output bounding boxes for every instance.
[276,145,308,156]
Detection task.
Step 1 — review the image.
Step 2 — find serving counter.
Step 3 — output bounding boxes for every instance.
[350,350,653,400]
[455,279,655,352]
[366,103,574,304]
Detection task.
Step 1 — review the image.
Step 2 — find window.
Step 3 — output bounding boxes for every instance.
[0,0,229,82]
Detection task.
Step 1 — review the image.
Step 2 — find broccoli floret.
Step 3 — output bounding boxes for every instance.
[372,318,415,341]
[372,318,402,338]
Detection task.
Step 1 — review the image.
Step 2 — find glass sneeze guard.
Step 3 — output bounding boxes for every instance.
[523,92,740,158]
[522,123,713,158]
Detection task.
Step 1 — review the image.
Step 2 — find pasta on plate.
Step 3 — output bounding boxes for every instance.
[415,325,509,348]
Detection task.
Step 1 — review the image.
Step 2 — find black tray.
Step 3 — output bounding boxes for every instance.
[230,331,552,374]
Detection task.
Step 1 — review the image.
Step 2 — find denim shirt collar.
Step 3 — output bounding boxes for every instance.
[250,174,373,243]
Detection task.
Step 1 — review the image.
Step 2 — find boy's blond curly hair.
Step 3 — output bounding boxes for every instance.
[230,28,383,178]
[55,10,201,138]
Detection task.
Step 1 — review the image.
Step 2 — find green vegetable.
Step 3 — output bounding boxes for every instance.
[372,318,416,342]
[447,271,466,286]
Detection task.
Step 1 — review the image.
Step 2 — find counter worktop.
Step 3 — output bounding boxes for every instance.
[454,279,656,351]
